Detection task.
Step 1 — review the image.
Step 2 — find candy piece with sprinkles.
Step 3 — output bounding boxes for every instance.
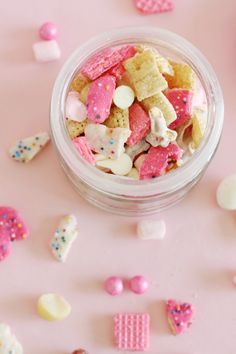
[0,234,11,262]
[87,75,116,123]
[166,299,195,335]
[0,323,23,354]
[9,132,50,163]
[51,215,78,262]
[0,206,29,242]
[134,0,175,14]
[166,89,193,130]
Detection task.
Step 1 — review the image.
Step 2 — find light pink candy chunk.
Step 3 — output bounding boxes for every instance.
[166,299,195,335]
[127,103,151,147]
[73,137,96,165]
[134,0,175,14]
[139,143,183,180]
[66,91,87,122]
[87,75,116,123]
[114,313,150,351]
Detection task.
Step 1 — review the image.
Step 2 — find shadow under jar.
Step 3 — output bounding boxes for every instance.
[50,27,224,216]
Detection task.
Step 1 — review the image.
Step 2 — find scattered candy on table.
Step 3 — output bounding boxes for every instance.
[129,275,149,294]
[33,40,61,62]
[39,22,58,40]
[66,43,207,180]
[114,313,150,351]
[0,323,23,354]
[37,293,71,321]
[51,214,78,262]
[104,276,124,296]
[134,0,175,14]
[137,219,166,240]
[9,132,50,163]
[216,174,236,210]
[166,299,195,335]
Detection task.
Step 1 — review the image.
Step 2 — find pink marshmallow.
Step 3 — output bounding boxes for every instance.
[66,91,87,122]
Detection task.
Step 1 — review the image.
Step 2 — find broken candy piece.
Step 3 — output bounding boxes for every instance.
[134,0,175,14]
[104,106,129,129]
[0,323,23,354]
[9,132,50,163]
[139,143,183,180]
[0,234,11,262]
[85,124,131,160]
[73,137,96,165]
[96,153,132,176]
[166,299,195,335]
[37,293,71,321]
[127,103,150,147]
[146,107,177,147]
[87,75,116,123]
[216,175,236,210]
[0,206,29,242]
[51,215,78,262]
[137,220,166,240]
[166,89,193,130]
[33,40,61,62]
[66,91,87,122]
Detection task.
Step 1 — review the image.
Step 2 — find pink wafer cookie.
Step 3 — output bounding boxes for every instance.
[0,206,29,242]
[114,313,150,351]
[0,233,11,261]
[139,143,183,180]
[167,299,195,335]
[73,137,96,165]
[127,103,150,147]
[166,89,193,130]
[87,75,116,123]
[134,0,174,14]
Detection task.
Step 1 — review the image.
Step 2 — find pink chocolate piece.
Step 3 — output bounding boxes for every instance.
[139,143,183,180]
[87,75,116,123]
[134,0,174,14]
[73,137,96,165]
[0,206,29,242]
[0,233,11,262]
[114,313,150,351]
[166,299,195,335]
[127,103,151,147]
[166,89,193,130]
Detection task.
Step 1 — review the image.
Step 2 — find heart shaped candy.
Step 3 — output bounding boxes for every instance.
[0,207,29,242]
[166,299,195,335]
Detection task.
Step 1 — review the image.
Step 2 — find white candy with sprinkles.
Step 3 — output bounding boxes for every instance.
[0,324,23,354]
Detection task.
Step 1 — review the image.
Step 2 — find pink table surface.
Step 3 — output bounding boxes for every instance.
[0,0,236,353]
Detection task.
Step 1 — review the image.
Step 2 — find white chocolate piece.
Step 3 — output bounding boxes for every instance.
[65,91,87,122]
[0,324,23,354]
[33,40,61,62]
[96,153,132,176]
[137,220,166,240]
[146,107,177,147]
[113,85,135,109]
[126,168,139,180]
[216,175,236,210]
[37,294,71,321]
[51,215,78,262]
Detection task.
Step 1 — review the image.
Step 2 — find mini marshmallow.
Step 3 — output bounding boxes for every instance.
[146,107,177,147]
[96,153,132,176]
[37,293,71,321]
[66,91,87,122]
[85,124,131,160]
[113,85,135,109]
[216,175,236,210]
[137,220,166,240]
[0,324,23,354]
[33,40,61,62]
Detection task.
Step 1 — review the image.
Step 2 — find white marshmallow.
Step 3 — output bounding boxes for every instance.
[137,220,166,240]
[216,175,236,210]
[33,40,61,62]
[65,91,87,122]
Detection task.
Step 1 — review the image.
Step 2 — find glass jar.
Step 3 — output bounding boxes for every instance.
[50,27,224,216]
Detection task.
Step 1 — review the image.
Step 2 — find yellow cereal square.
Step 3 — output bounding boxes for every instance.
[70,73,90,92]
[124,51,168,101]
[165,62,196,90]
[192,109,207,148]
[141,92,177,125]
[66,119,88,139]
[80,83,91,104]
[104,106,129,129]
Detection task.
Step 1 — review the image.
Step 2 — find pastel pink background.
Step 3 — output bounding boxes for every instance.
[0,1,236,353]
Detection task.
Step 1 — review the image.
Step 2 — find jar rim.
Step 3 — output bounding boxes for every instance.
[50,26,224,198]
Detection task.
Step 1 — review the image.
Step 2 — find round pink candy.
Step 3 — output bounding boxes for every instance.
[130,275,149,294]
[39,22,58,40]
[104,276,123,296]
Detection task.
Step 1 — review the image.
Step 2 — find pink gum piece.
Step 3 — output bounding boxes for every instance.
[73,137,96,165]
[87,75,116,123]
[139,143,183,180]
[166,299,195,335]
[126,103,151,147]
[0,206,29,241]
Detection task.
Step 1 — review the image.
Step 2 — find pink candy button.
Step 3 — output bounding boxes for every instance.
[39,22,58,40]
[104,276,123,296]
[129,275,149,294]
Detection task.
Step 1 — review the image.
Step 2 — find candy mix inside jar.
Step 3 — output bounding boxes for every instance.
[65,43,207,180]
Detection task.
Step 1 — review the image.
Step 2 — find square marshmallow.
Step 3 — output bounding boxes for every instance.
[33,40,61,62]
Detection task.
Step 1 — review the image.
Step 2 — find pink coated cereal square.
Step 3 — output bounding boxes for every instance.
[114,313,150,351]
[73,136,96,165]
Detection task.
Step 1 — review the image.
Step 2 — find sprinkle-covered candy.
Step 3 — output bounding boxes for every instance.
[0,206,29,242]
[127,103,150,146]
[166,89,193,130]
[166,299,195,335]
[0,323,23,354]
[9,132,50,163]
